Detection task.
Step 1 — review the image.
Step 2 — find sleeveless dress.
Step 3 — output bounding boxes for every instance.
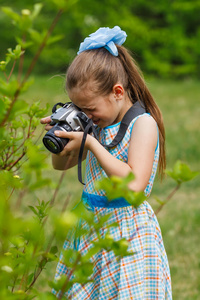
[52,114,172,300]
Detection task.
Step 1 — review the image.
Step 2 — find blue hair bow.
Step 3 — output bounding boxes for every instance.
[77,26,127,56]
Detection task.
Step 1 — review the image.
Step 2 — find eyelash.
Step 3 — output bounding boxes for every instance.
[84,108,95,112]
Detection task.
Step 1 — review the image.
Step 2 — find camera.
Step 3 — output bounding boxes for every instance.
[43,102,91,154]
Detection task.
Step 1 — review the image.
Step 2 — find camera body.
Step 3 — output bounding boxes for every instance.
[43,102,91,154]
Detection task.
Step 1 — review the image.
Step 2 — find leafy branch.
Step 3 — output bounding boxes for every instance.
[0,8,63,127]
[154,160,199,214]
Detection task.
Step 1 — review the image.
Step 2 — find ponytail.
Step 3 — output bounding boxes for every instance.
[117,46,166,177]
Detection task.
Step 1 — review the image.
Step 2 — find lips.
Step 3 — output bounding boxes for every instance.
[93,119,100,125]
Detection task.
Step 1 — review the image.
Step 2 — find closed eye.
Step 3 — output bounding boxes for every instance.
[82,107,96,113]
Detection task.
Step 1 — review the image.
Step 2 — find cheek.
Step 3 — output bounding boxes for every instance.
[90,111,100,118]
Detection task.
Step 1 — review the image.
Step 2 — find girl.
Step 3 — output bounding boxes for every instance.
[41,26,172,299]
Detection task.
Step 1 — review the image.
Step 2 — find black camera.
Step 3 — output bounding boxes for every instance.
[43,102,91,154]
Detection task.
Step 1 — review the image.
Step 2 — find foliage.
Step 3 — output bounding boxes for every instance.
[0,2,144,298]
[165,160,199,184]
[0,1,199,299]
[1,0,200,78]
[96,172,146,207]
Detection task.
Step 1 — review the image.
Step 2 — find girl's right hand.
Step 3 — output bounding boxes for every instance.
[40,116,52,131]
[51,131,88,170]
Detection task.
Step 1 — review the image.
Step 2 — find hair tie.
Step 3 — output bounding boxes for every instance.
[77,26,127,56]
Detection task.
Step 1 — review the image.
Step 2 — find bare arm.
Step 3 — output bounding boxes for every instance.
[54,115,158,191]
[86,115,157,191]
[52,149,87,170]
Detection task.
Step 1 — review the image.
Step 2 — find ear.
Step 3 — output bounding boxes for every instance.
[113,84,124,100]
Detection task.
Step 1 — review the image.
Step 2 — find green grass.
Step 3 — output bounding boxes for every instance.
[25,76,200,299]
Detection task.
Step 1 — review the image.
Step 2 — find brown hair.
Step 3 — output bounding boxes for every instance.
[66,46,166,176]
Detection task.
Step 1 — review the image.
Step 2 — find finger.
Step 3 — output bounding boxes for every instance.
[57,143,75,156]
[54,130,75,139]
[40,116,51,124]
[45,124,53,131]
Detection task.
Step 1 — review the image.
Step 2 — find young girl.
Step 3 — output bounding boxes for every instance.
[41,26,172,299]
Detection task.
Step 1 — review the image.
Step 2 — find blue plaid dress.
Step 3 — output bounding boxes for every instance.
[52,113,172,299]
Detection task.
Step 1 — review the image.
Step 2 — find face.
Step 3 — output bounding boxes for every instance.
[68,86,129,128]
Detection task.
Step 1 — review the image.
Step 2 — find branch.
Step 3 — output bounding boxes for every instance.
[18,34,26,83]
[7,151,26,171]
[7,60,16,82]
[50,170,67,207]
[155,183,181,215]
[0,9,63,127]
[22,9,63,86]
[26,195,71,292]
[58,253,82,300]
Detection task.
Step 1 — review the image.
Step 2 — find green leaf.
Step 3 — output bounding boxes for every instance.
[73,261,93,283]
[28,101,49,118]
[81,246,101,262]
[28,205,38,216]
[27,273,34,286]
[9,99,29,120]
[50,246,58,255]
[6,45,24,60]
[125,191,146,208]
[112,238,131,257]
[93,213,111,230]
[24,140,47,170]
[46,34,64,46]
[0,78,19,97]
[16,36,33,49]
[0,98,6,122]
[1,7,20,23]
[48,274,73,292]
[93,233,113,251]
[95,173,146,208]
[31,3,43,21]
[53,211,79,238]
[49,0,78,10]
[28,29,46,45]
[166,160,199,184]
[117,172,135,185]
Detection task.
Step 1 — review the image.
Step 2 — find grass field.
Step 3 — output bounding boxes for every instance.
[25,75,200,299]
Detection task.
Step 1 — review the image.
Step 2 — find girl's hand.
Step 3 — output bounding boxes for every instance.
[54,130,89,157]
[40,116,53,131]
[51,130,90,170]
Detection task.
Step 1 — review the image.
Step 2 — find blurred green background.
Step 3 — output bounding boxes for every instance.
[1,0,200,299]
[1,0,200,78]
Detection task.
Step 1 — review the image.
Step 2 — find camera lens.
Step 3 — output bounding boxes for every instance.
[43,124,70,154]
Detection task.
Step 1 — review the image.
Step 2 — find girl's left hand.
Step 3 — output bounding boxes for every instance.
[40,116,53,131]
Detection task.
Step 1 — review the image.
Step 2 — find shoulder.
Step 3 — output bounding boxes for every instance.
[132,114,157,131]
[130,114,158,148]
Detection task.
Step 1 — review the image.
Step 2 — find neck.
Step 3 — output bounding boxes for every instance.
[119,94,133,121]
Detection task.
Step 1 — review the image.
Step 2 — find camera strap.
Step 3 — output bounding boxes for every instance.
[78,101,146,184]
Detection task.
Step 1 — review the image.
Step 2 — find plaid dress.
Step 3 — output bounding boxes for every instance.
[52,113,172,299]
